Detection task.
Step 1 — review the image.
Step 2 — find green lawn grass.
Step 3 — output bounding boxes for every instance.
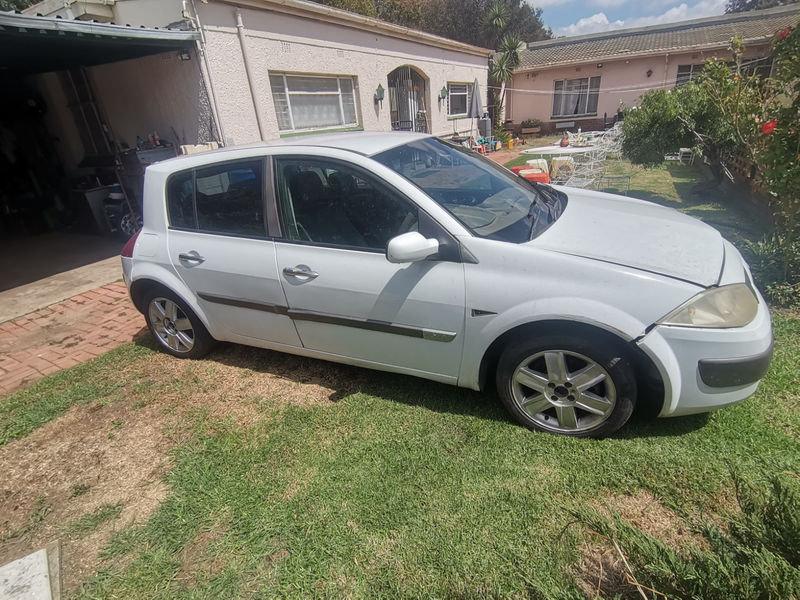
[1,313,796,598]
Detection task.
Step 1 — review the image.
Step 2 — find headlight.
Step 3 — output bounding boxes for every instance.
[659,284,758,328]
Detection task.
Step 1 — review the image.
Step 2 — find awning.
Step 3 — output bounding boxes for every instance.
[0,11,200,75]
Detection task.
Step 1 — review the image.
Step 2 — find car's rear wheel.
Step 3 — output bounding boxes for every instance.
[496,333,636,438]
[143,289,216,359]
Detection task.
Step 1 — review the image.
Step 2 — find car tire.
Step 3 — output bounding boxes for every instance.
[496,333,636,438]
[143,288,216,359]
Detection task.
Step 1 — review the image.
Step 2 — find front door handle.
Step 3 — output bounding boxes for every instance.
[283,267,319,279]
[179,252,205,264]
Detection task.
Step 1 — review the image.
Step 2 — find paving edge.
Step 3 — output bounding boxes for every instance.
[46,541,62,600]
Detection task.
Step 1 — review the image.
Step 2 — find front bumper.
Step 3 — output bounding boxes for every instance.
[637,290,774,417]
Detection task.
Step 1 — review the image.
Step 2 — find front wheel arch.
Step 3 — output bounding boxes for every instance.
[478,320,665,415]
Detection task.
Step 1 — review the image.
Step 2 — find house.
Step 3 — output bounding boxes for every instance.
[506,5,799,134]
[0,0,489,253]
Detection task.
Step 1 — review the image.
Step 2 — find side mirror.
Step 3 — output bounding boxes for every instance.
[386,232,439,264]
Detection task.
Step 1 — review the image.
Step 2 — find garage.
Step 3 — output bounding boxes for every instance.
[0,11,214,312]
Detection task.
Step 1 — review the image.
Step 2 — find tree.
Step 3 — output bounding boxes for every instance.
[483,1,510,49]
[307,0,377,17]
[758,25,800,283]
[623,27,800,298]
[374,0,424,28]
[622,37,774,192]
[0,0,38,11]
[726,0,798,13]
[310,0,550,48]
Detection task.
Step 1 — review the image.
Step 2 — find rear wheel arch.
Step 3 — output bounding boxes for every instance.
[478,320,665,415]
[130,279,193,319]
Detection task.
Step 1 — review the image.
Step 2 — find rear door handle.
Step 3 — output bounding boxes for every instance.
[179,252,205,264]
[283,267,319,279]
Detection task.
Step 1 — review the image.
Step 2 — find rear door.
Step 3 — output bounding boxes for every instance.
[271,155,466,381]
[166,158,301,347]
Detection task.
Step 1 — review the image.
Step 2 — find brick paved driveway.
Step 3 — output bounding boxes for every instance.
[0,282,146,396]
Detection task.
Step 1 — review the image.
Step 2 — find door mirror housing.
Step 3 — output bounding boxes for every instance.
[386,232,439,263]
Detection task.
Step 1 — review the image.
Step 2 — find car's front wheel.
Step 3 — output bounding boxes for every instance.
[496,333,636,438]
[143,289,216,359]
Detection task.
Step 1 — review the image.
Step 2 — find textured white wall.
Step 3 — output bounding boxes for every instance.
[112,0,184,28]
[196,2,488,144]
[88,49,218,151]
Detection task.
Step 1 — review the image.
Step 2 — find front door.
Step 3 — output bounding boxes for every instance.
[272,155,465,380]
[166,159,301,347]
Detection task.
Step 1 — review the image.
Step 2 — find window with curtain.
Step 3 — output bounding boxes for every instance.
[447,82,473,117]
[551,76,600,118]
[675,64,705,86]
[269,74,358,133]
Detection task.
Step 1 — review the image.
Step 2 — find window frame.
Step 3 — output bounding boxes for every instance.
[675,64,705,86]
[165,157,273,241]
[272,155,425,254]
[447,82,473,118]
[269,73,360,134]
[551,76,601,119]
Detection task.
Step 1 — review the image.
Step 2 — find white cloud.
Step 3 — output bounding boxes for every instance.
[528,0,573,7]
[554,0,727,36]
[588,0,630,8]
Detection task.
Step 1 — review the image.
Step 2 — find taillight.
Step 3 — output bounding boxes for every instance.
[121,230,141,258]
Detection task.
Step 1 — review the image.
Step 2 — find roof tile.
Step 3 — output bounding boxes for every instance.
[517,6,798,70]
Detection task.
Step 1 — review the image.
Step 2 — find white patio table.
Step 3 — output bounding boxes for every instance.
[521,144,595,156]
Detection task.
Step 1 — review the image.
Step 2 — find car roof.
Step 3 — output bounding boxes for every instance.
[175,131,431,162]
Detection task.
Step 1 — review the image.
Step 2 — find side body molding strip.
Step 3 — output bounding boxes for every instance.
[197,292,457,342]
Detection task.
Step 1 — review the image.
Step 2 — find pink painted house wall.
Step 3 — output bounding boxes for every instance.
[508,45,772,133]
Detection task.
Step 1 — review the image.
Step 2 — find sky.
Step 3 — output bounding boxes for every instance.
[534,0,728,37]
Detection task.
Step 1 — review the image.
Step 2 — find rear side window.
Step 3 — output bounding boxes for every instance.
[166,160,267,238]
[195,161,265,237]
[167,171,195,229]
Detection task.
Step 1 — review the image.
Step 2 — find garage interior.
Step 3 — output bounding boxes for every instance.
[0,12,203,317]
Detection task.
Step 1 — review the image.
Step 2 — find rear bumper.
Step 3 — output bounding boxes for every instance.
[637,290,773,417]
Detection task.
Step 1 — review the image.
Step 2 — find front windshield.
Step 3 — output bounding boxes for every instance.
[372,138,566,243]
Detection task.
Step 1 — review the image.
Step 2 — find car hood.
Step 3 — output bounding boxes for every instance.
[527,188,724,287]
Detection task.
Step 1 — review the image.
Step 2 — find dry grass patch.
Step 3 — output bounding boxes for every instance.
[0,340,367,594]
[573,489,711,599]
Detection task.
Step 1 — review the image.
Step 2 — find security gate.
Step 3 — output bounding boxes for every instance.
[388,66,428,133]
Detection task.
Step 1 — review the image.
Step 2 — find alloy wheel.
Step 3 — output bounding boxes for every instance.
[120,213,142,237]
[148,297,195,353]
[511,350,616,433]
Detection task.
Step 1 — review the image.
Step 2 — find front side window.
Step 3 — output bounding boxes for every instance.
[373,138,565,244]
[269,74,359,132]
[447,83,473,117]
[676,64,704,86]
[552,76,600,118]
[166,160,266,238]
[275,158,418,251]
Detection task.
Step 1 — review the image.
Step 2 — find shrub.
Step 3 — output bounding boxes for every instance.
[573,471,800,599]
[739,235,800,308]
[493,127,511,143]
[521,118,542,128]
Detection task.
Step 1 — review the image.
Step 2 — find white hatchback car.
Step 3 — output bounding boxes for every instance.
[121,132,773,438]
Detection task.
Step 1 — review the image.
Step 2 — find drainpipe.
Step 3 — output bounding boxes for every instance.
[189,0,228,146]
[662,53,670,88]
[236,9,268,141]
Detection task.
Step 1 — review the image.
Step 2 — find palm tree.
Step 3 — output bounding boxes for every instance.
[497,34,522,68]
[489,36,519,126]
[483,1,509,48]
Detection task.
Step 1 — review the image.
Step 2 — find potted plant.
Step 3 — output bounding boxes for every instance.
[521,118,542,134]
